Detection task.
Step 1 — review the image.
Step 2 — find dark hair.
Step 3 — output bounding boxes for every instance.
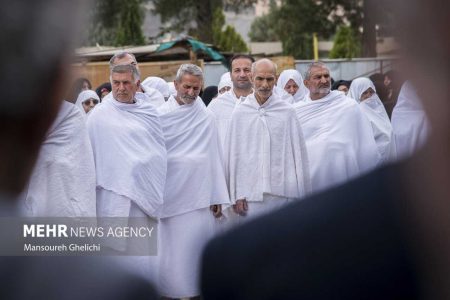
[95,82,112,99]
[332,80,351,91]
[369,73,384,83]
[74,77,92,91]
[201,86,218,106]
[230,54,255,68]
[67,77,92,103]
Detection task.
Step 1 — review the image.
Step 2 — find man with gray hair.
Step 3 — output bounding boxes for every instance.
[293,61,380,193]
[225,58,310,221]
[0,0,157,298]
[86,63,167,283]
[156,64,229,298]
[104,51,165,107]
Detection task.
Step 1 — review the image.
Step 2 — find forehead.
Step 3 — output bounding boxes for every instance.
[179,74,203,86]
[309,66,330,76]
[285,79,298,86]
[113,55,136,65]
[253,63,276,77]
[111,71,133,81]
[231,58,252,69]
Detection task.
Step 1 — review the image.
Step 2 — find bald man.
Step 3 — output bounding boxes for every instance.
[224,58,311,223]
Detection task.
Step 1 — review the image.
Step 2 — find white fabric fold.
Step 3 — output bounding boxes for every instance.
[157,96,230,218]
[276,69,309,103]
[226,93,311,203]
[348,77,396,162]
[294,91,381,193]
[22,101,96,217]
[103,90,165,108]
[141,76,170,99]
[218,72,232,92]
[391,81,430,160]
[87,93,167,218]
[207,90,245,148]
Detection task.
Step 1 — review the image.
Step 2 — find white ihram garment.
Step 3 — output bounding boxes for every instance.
[391,81,430,160]
[157,96,230,298]
[294,91,381,193]
[22,100,96,217]
[226,92,311,220]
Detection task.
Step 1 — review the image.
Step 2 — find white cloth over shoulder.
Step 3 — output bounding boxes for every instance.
[294,91,381,193]
[226,93,311,203]
[22,101,96,217]
[348,77,396,162]
[276,69,309,103]
[157,96,230,218]
[207,89,245,148]
[391,81,430,160]
[87,93,167,218]
[103,90,165,107]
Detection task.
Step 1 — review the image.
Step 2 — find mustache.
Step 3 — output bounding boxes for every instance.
[181,94,196,100]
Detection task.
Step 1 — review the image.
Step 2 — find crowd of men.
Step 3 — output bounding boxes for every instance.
[19,46,430,299]
[5,0,449,299]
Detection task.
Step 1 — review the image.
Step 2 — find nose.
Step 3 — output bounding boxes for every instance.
[187,88,195,96]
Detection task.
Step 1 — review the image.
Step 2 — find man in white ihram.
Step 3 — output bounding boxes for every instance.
[207,54,255,148]
[294,62,380,193]
[86,63,166,283]
[226,58,311,221]
[156,64,229,298]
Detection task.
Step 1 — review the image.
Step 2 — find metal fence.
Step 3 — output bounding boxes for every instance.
[203,57,398,87]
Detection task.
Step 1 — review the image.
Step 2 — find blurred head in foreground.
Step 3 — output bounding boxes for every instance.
[0,0,85,196]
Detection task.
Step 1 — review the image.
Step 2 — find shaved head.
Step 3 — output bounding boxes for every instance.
[251,58,277,75]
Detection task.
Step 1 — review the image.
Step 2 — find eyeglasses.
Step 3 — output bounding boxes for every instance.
[83,99,99,105]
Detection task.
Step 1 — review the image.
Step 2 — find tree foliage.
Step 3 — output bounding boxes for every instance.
[248,0,279,42]
[212,9,248,52]
[249,0,394,59]
[85,0,147,46]
[329,26,361,58]
[151,0,257,44]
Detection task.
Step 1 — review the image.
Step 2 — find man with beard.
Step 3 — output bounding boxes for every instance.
[224,58,310,221]
[156,64,229,298]
[207,55,255,148]
[292,62,380,193]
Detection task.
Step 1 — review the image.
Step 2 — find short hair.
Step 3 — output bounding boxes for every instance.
[251,58,277,75]
[0,0,84,117]
[109,52,138,68]
[230,54,255,68]
[110,64,140,83]
[175,64,203,82]
[304,61,329,80]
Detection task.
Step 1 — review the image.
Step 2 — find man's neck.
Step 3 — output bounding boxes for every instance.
[233,88,252,99]
[310,91,330,101]
[254,92,271,106]
[115,98,135,104]
[175,96,185,106]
